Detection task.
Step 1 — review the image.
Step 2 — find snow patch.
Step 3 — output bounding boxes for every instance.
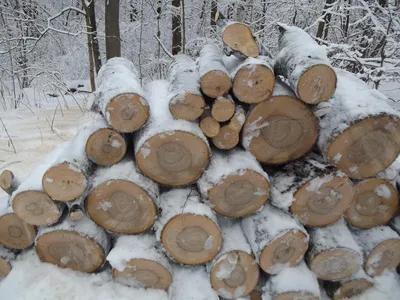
[375,184,391,199]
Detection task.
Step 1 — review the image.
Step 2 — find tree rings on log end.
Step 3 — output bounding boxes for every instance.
[136,131,209,186]
[169,92,205,121]
[12,191,62,226]
[0,170,14,191]
[0,258,11,278]
[208,170,269,218]
[333,279,373,300]
[222,23,259,57]
[0,213,36,249]
[291,174,353,227]
[201,71,231,98]
[212,97,235,122]
[345,179,398,229]
[86,179,156,234]
[365,239,400,277]
[85,128,127,167]
[35,230,105,273]
[106,93,149,133]
[42,162,87,202]
[274,292,319,300]
[113,258,172,290]
[243,96,318,164]
[210,251,259,299]
[200,117,220,138]
[327,115,400,179]
[212,127,240,150]
[297,64,337,104]
[161,214,221,265]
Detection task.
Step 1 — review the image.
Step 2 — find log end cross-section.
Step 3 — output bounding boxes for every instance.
[0,213,36,250]
[222,23,259,57]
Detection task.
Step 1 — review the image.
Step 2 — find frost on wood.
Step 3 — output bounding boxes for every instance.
[221,21,259,58]
[0,212,36,250]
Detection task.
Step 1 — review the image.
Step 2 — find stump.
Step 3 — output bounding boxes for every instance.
[0,170,19,195]
[221,22,259,58]
[200,108,221,138]
[211,96,235,122]
[0,245,15,278]
[0,213,35,250]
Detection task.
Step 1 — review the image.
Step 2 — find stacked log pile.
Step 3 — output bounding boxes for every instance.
[1,21,400,300]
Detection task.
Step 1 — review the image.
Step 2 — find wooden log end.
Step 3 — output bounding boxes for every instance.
[274,292,319,300]
[0,257,12,278]
[200,117,220,138]
[0,170,15,194]
[211,97,235,122]
[212,126,239,150]
[201,71,231,99]
[333,278,373,300]
[0,213,36,250]
[366,239,400,277]
[222,23,259,57]
[169,92,205,121]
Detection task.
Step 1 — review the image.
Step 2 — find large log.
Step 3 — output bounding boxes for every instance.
[155,188,222,265]
[0,211,35,250]
[241,204,308,274]
[211,96,235,122]
[0,170,19,195]
[134,80,210,187]
[274,23,337,104]
[86,159,158,234]
[0,245,15,278]
[269,154,354,226]
[107,234,172,290]
[95,57,149,133]
[221,21,259,58]
[198,150,269,217]
[242,77,319,165]
[317,69,400,179]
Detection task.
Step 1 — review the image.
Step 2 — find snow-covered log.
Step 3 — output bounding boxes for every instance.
[155,188,221,265]
[242,77,319,165]
[345,178,398,229]
[220,21,259,58]
[107,234,172,290]
[200,108,220,138]
[317,69,400,179]
[389,215,400,235]
[0,245,16,278]
[0,210,35,250]
[134,80,210,187]
[307,219,362,281]
[86,159,158,234]
[168,54,205,121]
[95,57,149,133]
[198,150,269,217]
[211,96,235,122]
[0,170,19,195]
[35,216,110,273]
[274,23,337,104]
[269,154,354,226]
[241,204,308,274]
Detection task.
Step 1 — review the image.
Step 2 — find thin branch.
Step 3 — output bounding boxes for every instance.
[154,34,173,58]
[0,117,16,154]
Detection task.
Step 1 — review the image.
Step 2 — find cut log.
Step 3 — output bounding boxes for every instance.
[270,154,354,226]
[68,205,85,221]
[198,43,231,98]
[317,69,400,179]
[275,23,337,104]
[0,170,19,195]
[242,77,319,165]
[168,54,205,120]
[155,188,222,265]
[211,96,235,122]
[241,204,308,274]
[208,218,259,299]
[232,57,275,104]
[95,57,149,132]
[35,217,110,273]
[107,234,172,290]
[0,245,15,278]
[0,212,35,250]
[198,150,269,217]
[86,159,158,234]
[135,80,210,187]
[200,108,220,138]
[307,218,362,281]
[345,178,398,229]
[221,21,259,58]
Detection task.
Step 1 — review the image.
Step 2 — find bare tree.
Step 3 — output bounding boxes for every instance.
[105,0,121,59]
[316,0,335,41]
[172,0,182,55]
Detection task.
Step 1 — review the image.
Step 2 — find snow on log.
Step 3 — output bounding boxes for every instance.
[200,108,221,138]
[0,170,19,195]
[211,96,235,122]
[168,54,205,121]
[0,209,35,250]
[95,57,149,133]
[351,226,400,277]
[155,188,222,265]
[241,204,308,275]
[274,23,337,104]
[107,234,172,290]
[0,245,15,278]
[198,150,269,217]
[86,159,158,234]
[317,69,400,179]
[208,218,259,299]
[242,77,319,165]
[232,56,275,104]
[35,216,110,273]
[221,21,259,58]
[345,178,398,229]
[134,80,210,187]
[269,154,354,226]
[198,43,231,98]
[307,219,362,281]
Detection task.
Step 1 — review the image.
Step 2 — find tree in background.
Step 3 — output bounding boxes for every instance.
[105,0,121,59]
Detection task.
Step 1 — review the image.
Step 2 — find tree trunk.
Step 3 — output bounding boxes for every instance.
[221,21,259,57]
[316,0,335,41]
[105,0,121,59]
[0,212,36,250]
[0,170,19,195]
[172,0,182,55]
[87,1,101,73]
[211,95,235,122]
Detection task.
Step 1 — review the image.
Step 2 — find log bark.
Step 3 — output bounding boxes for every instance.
[211,96,235,122]
[199,108,220,138]
[275,23,337,104]
[0,170,19,195]
[0,212,36,250]
[221,21,259,58]
[241,204,309,275]
[0,245,16,278]
[198,150,269,217]
[242,77,319,165]
[155,188,221,265]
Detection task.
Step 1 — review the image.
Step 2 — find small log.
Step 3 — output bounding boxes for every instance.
[275,23,337,104]
[270,154,354,226]
[35,216,110,273]
[200,108,220,138]
[317,69,400,179]
[0,170,19,195]
[198,150,269,217]
[0,212,36,250]
[241,204,309,274]
[134,80,210,187]
[108,234,172,290]
[211,96,235,122]
[155,188,222,265]
[68,205,85,221]
[221,21,259,58]
[0,245,16,278]
[307,219,362,281]
[168,54,205,121]
[242,77,319,165]
[95,57,149,133]
[86,159,158,234]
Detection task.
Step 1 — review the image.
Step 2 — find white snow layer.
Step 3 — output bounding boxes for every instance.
[231,56,273,79]
[272,76,296,98]
[352,226,400,255]
[222,55,245,74]
[352,270,400,300]
[198,42,230,78]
